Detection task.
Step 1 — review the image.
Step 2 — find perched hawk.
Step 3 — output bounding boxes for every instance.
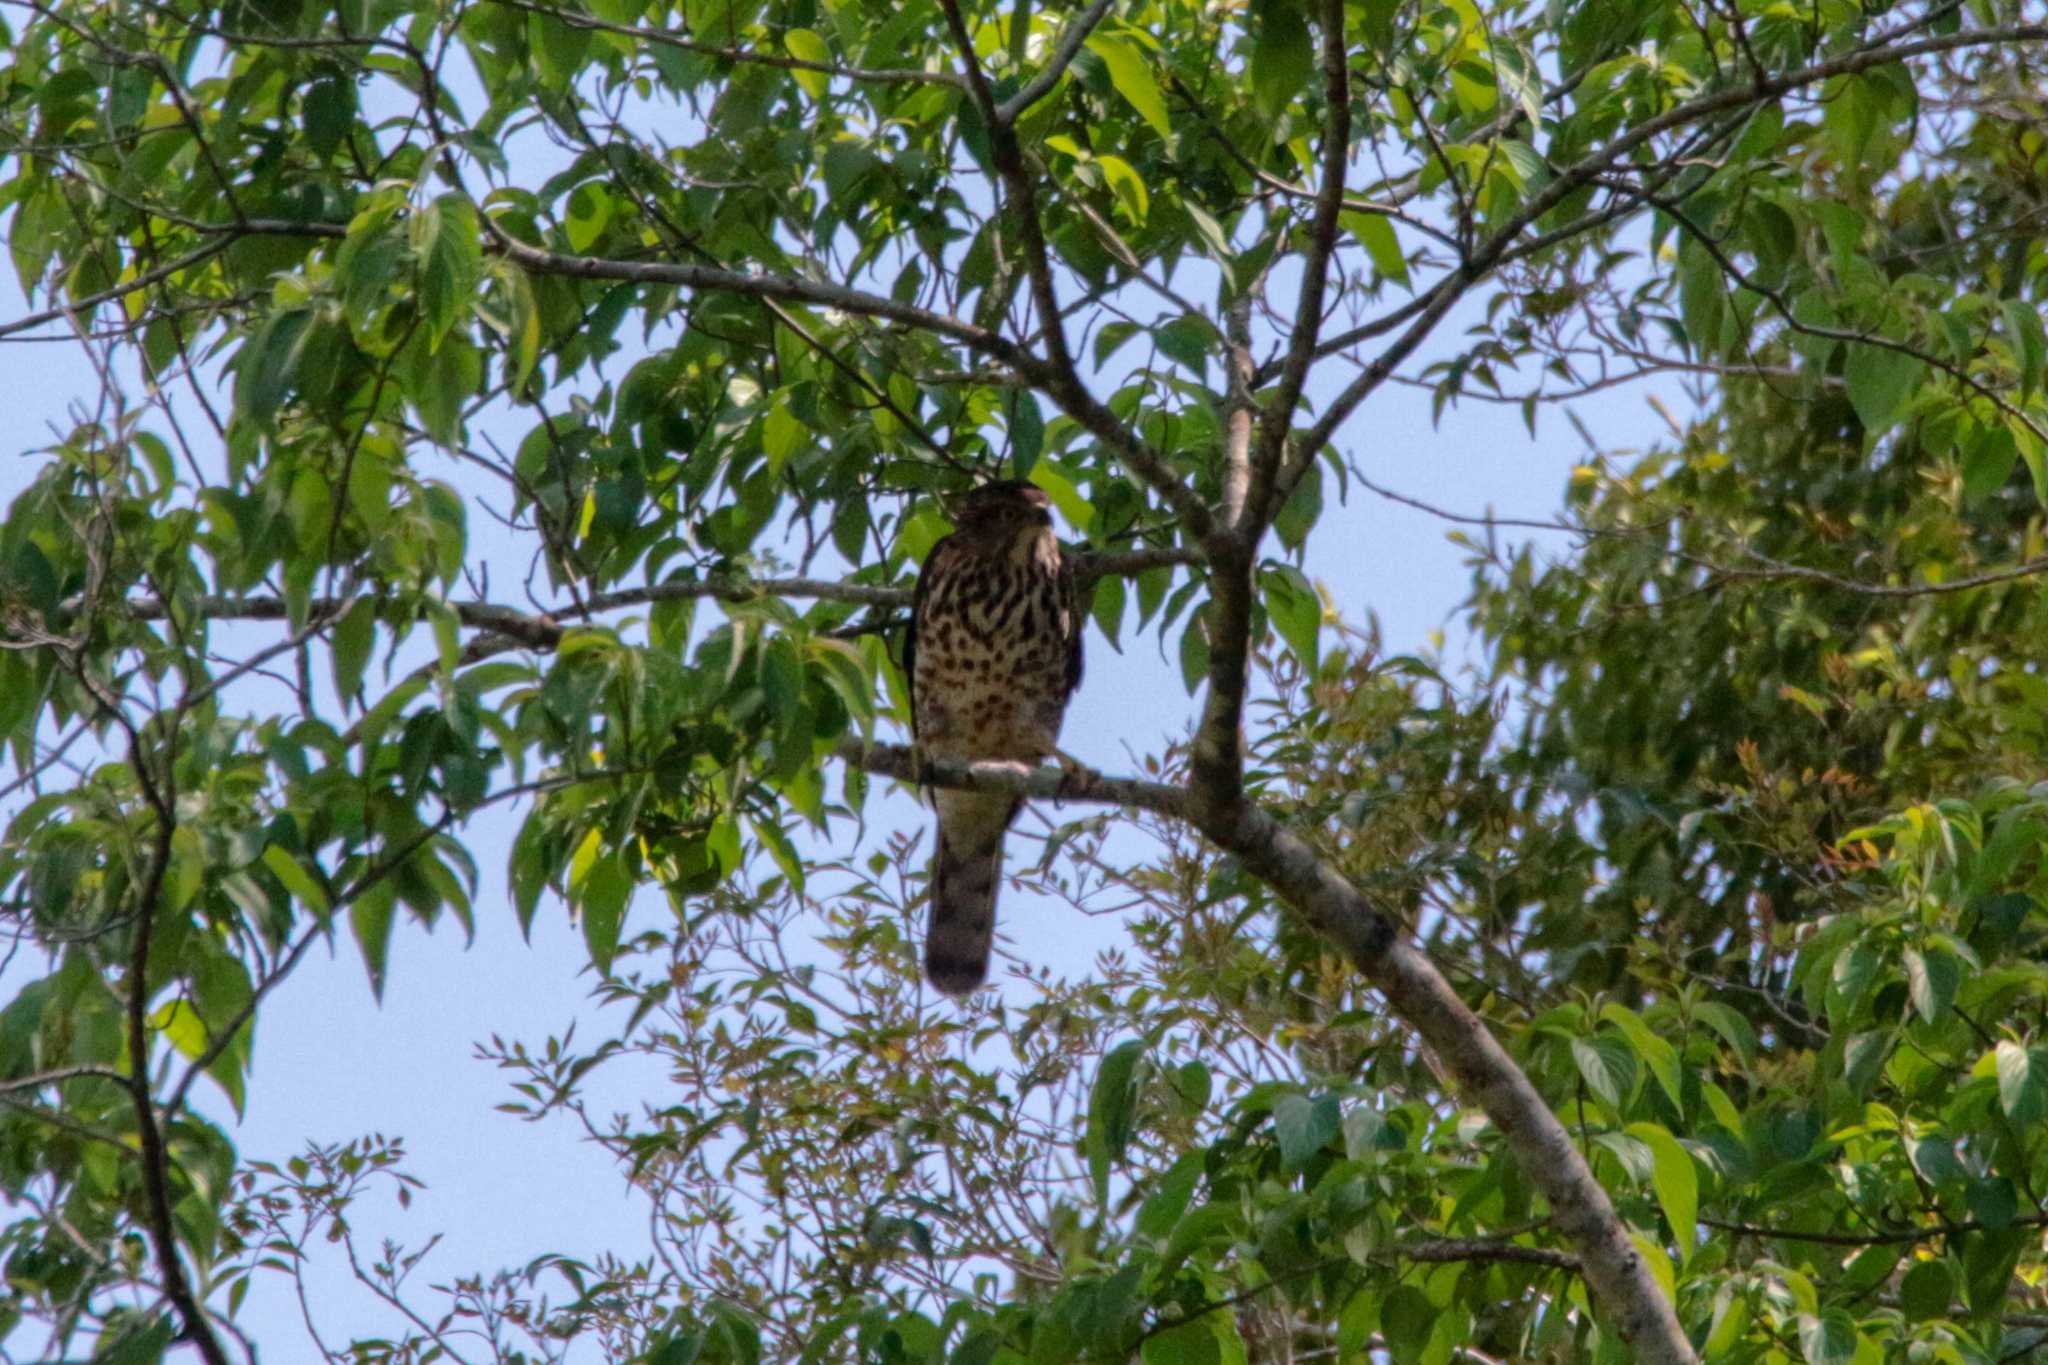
[905,480,1084,996]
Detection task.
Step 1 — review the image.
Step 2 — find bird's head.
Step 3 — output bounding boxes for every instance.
[948,479,1056,541]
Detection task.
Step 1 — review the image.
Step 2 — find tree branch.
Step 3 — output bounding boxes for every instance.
[836,739,1185,815]
[1285,20,2048,504]
[1221,292,1255,529]
[832,740,1694,1362]
[120,744,233,1365]
[1397,1237,1579,1270]
[0,220,342,340]
[934,0,1219,542]
[82,547,1200,640]
[1242,0,1351,536]
[485,0,963,89]
[996,0,1119,124]
[1701,1212,2048,1248]
[1642,182,2048,448]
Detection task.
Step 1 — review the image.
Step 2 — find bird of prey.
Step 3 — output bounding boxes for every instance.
[904,480,1084,996]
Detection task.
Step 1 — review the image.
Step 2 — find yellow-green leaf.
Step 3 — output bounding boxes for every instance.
[1085,34,1171,143]
[785,28,831,99]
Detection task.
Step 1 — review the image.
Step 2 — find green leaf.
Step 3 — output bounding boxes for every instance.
[1260,565,1321,673]
[1899,1259,1954,1322]
[1599,1003,1683,1113]
[1249,0,1312,122]
[1961,423,2017,503]
[1177,612,1209,695]
[303,74,356,163]
[1994,1040,2048,1124]
[413,192,482,346]
[762,398,805,474]
[1141,1315,1239,1365]
[528,9,593,92]
[1086,1039,1147,1202]
[1690,1001,1756,1064]
[1676,237,1727,358]
[1135,1152,1203,1239]
[1570,1034,1632,1109]
[405,331,483,444]
[331,597,376,710]
[262,845,331,917]
[1007,389,1044,473]
[234,308,314,425]
[1842,1030,1891,1098]
[578,848,630,975]
[1025,459,1093,532]
[1085,34,1171,144]
[1341,210,1408,286]
[1797,1309,1858,1365]
[148,999,210,1064]
[1626,1122,1698,1262]
[1377,1285,1434,1363]
[1095,154,1149,224]
[784,28,831,99]
[350,881,396,1001]
[1843,343,1924,434]
[2003,297,2047,397]
[1153,314,1214,376]
[1091,573,1125,651]
[1964,1226,2026,1318]
[1273,1091,1340,1171]
[1902,945,1959,1024]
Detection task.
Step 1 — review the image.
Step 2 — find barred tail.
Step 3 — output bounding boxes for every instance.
[925,790,1018,997]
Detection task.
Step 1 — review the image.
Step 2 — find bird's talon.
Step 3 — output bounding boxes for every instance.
[1053,750,1099,800]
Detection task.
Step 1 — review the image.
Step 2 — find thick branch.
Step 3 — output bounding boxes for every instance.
[836,739,1184,814]
[836,741,1694,1362]
[1170,800,1690,1361]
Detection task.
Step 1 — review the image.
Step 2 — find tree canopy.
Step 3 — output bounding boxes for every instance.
[5,0,2048,1361]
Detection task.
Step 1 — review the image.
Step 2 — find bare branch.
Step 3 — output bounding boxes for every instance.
[0,1065,130,1095]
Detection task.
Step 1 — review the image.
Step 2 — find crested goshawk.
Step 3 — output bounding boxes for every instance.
[904,480,1084,996]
